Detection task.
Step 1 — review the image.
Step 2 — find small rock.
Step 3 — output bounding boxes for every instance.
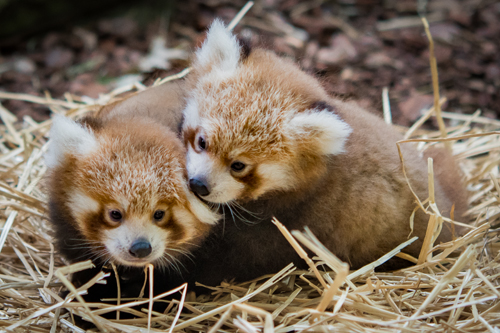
[364,52,398,69]
[340,67,354,80]
[98,17,137,38]
[357,35,382,49]
[481,42,497,55]
[316,34,357,65]
[73,27,98,51]
[421,44,453,64]
[449,9,471,26]
[469,80,485,91]
[459,92,474,105]
[13,58,36,74]
[300,41,319,69]
[485,64,500,80]
[398,91,434,125]
[42,33,61,50]
[273,38,296,57]
[99,39,116,54]
[45,48,74,69]
[70,73,108,98]
[429,23,460,43]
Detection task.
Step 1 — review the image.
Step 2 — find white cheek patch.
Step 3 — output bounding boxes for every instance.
[186,147,213,181]
[207,171,245,204]
[68,190,100,221]
[256,163,295,197]
[183,185,220,225]
[185,147,244,204]
[103,220,169,267]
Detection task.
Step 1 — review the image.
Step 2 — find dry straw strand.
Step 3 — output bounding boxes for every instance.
[0,3,499,332]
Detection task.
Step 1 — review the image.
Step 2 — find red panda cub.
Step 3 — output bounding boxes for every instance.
[45,91,219,304]
[180,20,468,281]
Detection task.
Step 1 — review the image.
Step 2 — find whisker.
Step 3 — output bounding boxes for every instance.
[163,252,184,277]
[228,201,258,225]
[225,203,237,224]
[231,200,262,219]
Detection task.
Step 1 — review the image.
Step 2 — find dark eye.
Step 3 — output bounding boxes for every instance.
[231,161,246,172]
[198,136,206,150]
[153,210,165,221]
[109,210,123,222]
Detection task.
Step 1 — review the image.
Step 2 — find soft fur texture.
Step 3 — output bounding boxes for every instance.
[177,20,469,281]
[45,83,218,320]
[97,81,186,134]
[46,21,469,316]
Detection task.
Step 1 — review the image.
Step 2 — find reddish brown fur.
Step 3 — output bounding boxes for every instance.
[46,81,217,271]
[98,81,186,133]
[181,31,469,274]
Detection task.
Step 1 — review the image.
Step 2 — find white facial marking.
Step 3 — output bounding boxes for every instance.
[288,109,352,155]
[256,163,294,197]
[186,146,244,204]
[186,146,213,181]
[183,184,220,225]
[208,176,245,204]
[103,219,169,267]
[68,190,100,219]
[45,115,97,169]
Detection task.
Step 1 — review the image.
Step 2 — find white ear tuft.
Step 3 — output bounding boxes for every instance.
[288,108,352,156]
[195,19,241,73]
[182,98,200,129]
[45,115,97,168]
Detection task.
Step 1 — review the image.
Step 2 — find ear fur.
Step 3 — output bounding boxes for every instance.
[45,115,97,169]
[195,19,241,73]
[288,104,352,156]
[182,98,200,129]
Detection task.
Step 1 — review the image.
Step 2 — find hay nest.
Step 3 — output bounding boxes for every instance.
[0,11,499,333]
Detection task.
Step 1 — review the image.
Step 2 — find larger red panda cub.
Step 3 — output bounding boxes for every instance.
[45,100,219,299]
[181,20,467,276]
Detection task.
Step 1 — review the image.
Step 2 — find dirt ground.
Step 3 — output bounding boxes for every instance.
[0,0,499,125]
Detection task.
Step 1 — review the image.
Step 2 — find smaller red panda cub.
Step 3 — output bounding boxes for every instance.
[45,106,219,274]
[181,20,467,278]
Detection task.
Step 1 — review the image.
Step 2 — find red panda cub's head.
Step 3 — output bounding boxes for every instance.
[182,20,352,204]
[45,115,219,268]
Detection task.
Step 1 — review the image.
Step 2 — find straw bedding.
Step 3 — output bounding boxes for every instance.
[0,14,499,333]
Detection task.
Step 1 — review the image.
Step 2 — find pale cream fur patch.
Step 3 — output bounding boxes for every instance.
[186,147,245,203]
[68,190,100,221]
[195,19,240,75]
[103,217,170,267]
[45,115,97,169]
[256,162,295,196]
[183,186,220,224]
[288,108,352,156]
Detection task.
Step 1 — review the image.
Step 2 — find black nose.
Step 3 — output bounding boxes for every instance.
[189,178,210,197]
[129,239,152,258]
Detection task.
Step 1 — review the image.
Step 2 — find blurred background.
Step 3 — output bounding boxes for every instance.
[0,0,498,125]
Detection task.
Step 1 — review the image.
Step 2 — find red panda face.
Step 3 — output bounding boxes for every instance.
[182,20,352,204]
[46,116,218,268]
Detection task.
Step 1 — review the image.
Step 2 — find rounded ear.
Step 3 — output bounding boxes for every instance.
[287,103,352,156]
[45,115,97,169]
[194,19,241,74]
